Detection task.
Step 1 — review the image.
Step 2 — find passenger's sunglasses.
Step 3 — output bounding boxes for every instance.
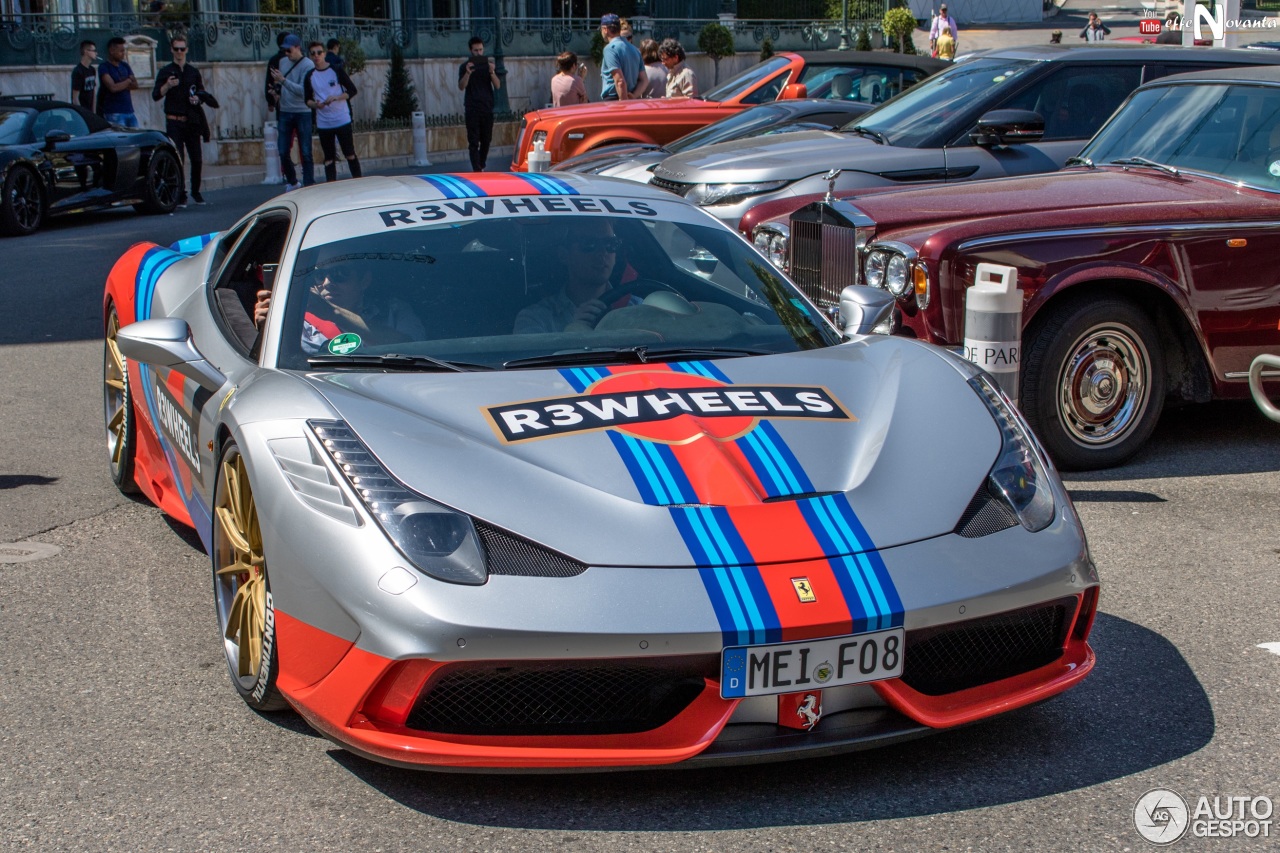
[571,237,622,254]
[319,266,353,283]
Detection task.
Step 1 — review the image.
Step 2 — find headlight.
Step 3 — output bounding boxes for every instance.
[885,254,910,297]
[685,180,788,207]
[968,376,1056,532]
[309,420,487,585]
[752,224,789,271]
[864,250,887,288]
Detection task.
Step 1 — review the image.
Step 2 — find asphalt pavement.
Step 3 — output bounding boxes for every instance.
[1,164,1279,851]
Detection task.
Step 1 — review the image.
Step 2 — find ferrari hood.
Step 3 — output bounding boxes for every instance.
[304,340,1000,567]
[653,131,912,184]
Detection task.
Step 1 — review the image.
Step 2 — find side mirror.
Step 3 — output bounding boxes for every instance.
[838,285,896,337]
[115,318,227,392]
[779,83,808,100]
[44,129,71,149]
[969,109,1044,147]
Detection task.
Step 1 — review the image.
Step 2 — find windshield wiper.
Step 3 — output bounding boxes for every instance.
[503,345,772,370]
[1065,155,1094,169]
[1109,156,1180,177]
[846,126,888,145]
[308,353,490,372]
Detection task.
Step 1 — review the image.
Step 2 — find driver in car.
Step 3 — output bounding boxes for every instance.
[255,261,425,353]
[514,220,628,334]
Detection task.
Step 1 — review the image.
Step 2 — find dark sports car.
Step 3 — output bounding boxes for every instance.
[0,95,181,236]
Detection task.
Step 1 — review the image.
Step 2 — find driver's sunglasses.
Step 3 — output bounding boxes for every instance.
[572,237,622,254]
[319,266,353,283]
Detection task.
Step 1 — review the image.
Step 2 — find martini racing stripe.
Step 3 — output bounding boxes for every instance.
[516,172,579,195]
[415,173,485,198]
[799,495,904,632]
[608,431,694,506]
[168,231,219,255]
[134,246,185,321]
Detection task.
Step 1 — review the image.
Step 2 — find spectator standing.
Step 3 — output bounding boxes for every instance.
[620,18,634,43]
[70,41,97,111]
[305,42,362,183]
[1080,12,1111,41]
[550,51,587,107]
[325,38,345,72]
[264,31,288,114]
[930,4,959,58]
[271,34,316,189]
[153,34,217,206]
[458,36,500,171]
[660,39,697,99]
[599,13,645,101]
[1155,12,1182,43]
[1050,30,1063,44]
[639,39,666,98]
[99,37,139,127]
[935,28,956,60]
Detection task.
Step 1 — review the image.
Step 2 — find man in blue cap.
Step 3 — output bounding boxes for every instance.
[270,33,315,189]
[599,13,646,101]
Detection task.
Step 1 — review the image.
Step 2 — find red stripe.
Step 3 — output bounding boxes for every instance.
[462,173,551,196]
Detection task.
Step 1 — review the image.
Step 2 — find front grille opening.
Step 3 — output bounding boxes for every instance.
[406,656,716,736]
[474,521,588,578]
[649,176,691,196]
[954,484,1019,538]
[901,598,1075,696]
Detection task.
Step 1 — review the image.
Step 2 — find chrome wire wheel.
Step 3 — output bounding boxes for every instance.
[213,444,285,709]
[103,308,138,492]
[1056,322,1152,447]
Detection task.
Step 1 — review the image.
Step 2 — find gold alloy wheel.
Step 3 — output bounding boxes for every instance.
[103,309,136,490]
[214,449,268,685]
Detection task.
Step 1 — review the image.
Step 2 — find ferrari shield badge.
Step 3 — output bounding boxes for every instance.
[327,333,362,355]
[778,691,823,731]
[791,577,816,603]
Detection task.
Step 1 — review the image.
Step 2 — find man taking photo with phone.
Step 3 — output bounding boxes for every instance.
[153,35,217,206]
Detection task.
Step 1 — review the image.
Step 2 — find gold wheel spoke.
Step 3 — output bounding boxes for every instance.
[107,406,124,433]
[216,449,270,684]
[216,505,253,556]
[107,338,124,377]
[105,376,125,392]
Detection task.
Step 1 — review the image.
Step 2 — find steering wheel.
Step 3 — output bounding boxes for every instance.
[596,277,681,308]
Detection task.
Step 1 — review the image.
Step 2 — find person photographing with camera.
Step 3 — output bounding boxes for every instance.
[458,36,500,172]
[153,34,218,206]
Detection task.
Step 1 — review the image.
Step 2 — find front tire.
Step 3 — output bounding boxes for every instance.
[103,306,139,493]
[1022,296,1165,471]
[0,165,45,236]
[212,440,288,711]
[134,149,181,215]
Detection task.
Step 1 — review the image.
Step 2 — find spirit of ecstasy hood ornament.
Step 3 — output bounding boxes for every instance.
[824,168,841,203]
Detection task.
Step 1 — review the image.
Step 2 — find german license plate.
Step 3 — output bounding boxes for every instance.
[720,628,905,699]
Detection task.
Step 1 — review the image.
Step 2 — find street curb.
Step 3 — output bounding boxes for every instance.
[201,145,518,189]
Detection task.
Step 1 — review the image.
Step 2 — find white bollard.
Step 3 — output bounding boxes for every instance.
[527,138,551,173]
[262,120,283,185]
[412,111,430,167]
[964,262,1023,405]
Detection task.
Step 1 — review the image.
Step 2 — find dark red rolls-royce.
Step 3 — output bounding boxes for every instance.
[753,65,1280,470]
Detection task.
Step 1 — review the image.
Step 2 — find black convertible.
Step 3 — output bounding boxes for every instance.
[0,95,181,236]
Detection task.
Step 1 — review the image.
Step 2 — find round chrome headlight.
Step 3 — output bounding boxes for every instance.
[752,227,788,271]
[864,250,887,288]
[886,253,910,297]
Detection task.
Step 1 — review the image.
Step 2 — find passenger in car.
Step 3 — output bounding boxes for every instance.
[514,220,624,334]
[256,263,425,352]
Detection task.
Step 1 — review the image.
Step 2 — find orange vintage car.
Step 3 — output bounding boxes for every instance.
[512,51,946,171]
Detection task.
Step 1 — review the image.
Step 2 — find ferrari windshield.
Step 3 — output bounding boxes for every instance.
[702,56,791,103]
[844,57,1037,147]
[1079,81,1280,192]
[280,201,839,370]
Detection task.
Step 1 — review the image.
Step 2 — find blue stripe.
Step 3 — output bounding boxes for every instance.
[825,495,903,628]
[520,173,579,195]
[608,432,663,505]
[738,429,788,497]
[690,360,732,383]
[559,367,590,393]
[636,439,687,504]
[754,421,815,494]
[167,232,217,255]
[698,569,748,646]
[798,497,879,632]
[416,174,475,198]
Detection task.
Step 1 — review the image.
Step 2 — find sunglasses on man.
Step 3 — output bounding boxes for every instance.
[571,237,622,254]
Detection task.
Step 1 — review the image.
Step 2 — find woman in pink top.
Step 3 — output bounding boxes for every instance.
[550,51,587,107]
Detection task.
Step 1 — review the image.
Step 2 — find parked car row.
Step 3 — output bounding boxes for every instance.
[542,45,1280,470]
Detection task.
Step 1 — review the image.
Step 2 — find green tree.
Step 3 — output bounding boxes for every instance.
[697,22,735,85]
[379,43,418,120]
[882,6,917,53]
[339,37,366,75]
[854,24,872,51]
[590,30,605,66]
[759,37,774,61]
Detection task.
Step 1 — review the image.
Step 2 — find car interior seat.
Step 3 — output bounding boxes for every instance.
[829,74,854,101]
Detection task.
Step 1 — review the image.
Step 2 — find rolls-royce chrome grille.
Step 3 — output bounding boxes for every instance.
[787,201,874,308]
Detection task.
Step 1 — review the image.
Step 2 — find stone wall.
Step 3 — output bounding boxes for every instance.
[215,121,522,167]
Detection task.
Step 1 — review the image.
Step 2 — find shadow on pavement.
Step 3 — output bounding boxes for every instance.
[327,612,1213,830]
[0,474,60,490]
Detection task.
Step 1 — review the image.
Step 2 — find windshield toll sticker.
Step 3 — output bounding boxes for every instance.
[378,196,658,228]
[327,333,362,355]
[486,383,849,444]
